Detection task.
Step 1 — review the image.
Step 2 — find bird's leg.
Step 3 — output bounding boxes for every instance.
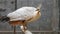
[13,26,16,34]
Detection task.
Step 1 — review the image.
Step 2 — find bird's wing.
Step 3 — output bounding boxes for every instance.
[7,7,37,21]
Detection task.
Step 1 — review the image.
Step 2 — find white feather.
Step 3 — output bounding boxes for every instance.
[7,7,37,21]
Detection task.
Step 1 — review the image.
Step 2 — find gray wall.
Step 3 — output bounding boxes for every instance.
[0,0,59,34]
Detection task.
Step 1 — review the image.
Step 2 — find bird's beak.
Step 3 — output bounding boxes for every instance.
[36,8,40,12]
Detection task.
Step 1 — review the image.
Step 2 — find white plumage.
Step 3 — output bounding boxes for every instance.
[7,7,41,22]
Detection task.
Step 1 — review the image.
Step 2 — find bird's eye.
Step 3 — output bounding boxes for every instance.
[36,9,40,12]
[36,9,39,11]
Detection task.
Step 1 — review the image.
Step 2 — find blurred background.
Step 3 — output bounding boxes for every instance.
[0,0,59,34]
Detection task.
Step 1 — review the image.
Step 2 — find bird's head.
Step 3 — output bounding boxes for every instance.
[34,4,41,14]
[36,4,41,12]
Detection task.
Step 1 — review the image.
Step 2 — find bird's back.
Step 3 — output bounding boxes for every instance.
[7,7,37,21]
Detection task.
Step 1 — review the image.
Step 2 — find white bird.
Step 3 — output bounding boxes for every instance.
[0,5,41,34]
[7,7,41,22]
